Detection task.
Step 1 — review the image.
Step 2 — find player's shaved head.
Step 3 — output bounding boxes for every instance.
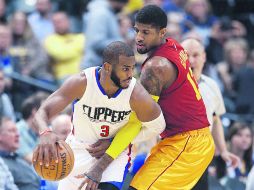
[103,41,134,65]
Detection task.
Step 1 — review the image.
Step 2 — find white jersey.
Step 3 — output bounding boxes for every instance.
[198,74,226,130]
[72,67,136,143]
[59,67,135,189]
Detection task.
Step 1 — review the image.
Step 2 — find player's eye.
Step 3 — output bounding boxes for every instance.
[143,30,149,35]
[133,27,138,33]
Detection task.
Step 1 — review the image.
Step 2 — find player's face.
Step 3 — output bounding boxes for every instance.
[111,55,135,89]
[134,22,164,54]
[182,41,206,81]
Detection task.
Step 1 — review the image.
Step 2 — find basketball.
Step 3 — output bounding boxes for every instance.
[33,141,74,181]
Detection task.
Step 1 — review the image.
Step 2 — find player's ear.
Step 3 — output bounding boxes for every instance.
[103,62,112,73]
[159,28,167,39]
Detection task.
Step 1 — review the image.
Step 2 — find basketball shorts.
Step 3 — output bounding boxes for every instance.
[58,135,130,190]
[130,127,215,190]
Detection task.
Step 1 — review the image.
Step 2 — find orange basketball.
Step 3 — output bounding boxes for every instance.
[33,141,74,181]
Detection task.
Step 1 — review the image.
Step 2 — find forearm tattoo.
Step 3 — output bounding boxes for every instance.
[85,154,113,183]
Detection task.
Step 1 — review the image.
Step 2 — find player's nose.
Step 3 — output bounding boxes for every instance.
[127,70,133,79]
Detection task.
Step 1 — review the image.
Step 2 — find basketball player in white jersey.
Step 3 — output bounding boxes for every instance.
[33,41,166,190]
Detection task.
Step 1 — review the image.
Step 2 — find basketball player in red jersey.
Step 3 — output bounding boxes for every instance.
[129,5,215,190]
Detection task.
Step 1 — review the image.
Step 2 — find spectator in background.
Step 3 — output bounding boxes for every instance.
[162,0,186,13]
[44,11,84,84]
[119,14,135,48]
[166,23,182,42]
[123,0,143,15]
[0,24,14,74]
[233,49,254,114]
[228,123,253,179]
[0,117,40,190]
[216,38,249,110]
[181,38,239,190]
[82,0,128,68]
[16,92,49,164]
[28,0,54,43]
[51,114,72,141]
[143,0,163,7]
[0,0,7,24]
[0,24,25,114]
[216,122,253,189]
[182,0,217,46]
[9,11,53,82]
[206,17,246,65]
[0,69,15,121]
[0,156,19,190]
[0,23,46,113]
[246,165,254,190]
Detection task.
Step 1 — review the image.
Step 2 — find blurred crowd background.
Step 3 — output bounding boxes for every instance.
[0,0,254,190]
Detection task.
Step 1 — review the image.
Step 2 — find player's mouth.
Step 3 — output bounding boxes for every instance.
[136,43,145,49]
[124,78,132,85]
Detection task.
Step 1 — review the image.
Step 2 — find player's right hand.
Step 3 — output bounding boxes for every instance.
[33,131,59,166]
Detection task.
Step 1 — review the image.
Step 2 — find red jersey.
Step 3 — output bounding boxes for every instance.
[142,38,209,138]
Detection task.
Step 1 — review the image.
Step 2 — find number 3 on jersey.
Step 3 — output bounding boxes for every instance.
[100,125,109,137]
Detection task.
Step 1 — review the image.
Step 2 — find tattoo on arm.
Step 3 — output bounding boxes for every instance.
[140,67,163,96]
[85,154,113,183]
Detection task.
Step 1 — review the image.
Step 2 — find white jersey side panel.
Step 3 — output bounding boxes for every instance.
[72,67,136,144]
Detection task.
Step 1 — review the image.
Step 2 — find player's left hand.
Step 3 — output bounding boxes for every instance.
[87,139,111,159]
[75,154,113,190]
[221,150,240,168]
[75,169,102,190]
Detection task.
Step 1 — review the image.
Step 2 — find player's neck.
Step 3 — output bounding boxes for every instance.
[147,41,165,57]
[99,70,120,98]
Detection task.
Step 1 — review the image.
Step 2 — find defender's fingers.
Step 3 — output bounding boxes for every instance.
[78,178,88,190]
[89,140,101,148]
[85,180,94,190]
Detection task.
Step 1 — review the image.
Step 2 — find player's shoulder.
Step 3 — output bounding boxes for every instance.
[143,56,173,75]
[63,71,87,89]
[71,70,87,80]
[130,81,150,102]
[146,56,170,68]
[60,71,87,99]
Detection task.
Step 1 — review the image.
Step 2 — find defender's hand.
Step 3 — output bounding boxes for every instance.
[75,153,113,190]
[75,170,101,190]
[87,139,111,159]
